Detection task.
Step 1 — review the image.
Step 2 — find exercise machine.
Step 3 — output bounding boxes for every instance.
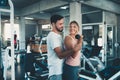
[0,0,15,80]
[79,46,120,80]
[24,53,48,80]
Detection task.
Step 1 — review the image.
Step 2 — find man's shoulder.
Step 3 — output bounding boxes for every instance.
[47,32,53,37]
[47,32,56,41]
[48,32,54,35]
[48,32,59,37]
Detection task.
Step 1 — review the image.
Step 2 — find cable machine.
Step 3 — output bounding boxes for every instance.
[0,0,15,80]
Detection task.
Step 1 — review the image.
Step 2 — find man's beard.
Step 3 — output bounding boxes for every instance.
[55,26,63,32]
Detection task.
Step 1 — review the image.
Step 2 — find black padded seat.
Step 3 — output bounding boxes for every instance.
[79,70,97,78]
[99,66,120,79]
[82,46,102,58]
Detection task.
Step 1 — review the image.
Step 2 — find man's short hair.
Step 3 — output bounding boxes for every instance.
[50,14,63,24]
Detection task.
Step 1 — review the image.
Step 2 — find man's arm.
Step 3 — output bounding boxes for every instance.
[54,46,74,59]
[54,35,83,59]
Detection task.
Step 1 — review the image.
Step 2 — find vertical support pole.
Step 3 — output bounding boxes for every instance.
[9,0,15,80]
[69,1,82,34]
[19,16,26,50]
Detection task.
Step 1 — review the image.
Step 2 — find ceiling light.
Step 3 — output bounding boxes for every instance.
[25,17,34,20]
[60,6,68,9]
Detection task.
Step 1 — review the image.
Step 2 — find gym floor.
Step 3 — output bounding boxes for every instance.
[6,57,25,80]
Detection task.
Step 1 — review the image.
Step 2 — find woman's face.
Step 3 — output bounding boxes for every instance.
[69,23,79,35]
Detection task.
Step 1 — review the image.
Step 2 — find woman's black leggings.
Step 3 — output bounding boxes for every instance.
[62,63,80,80]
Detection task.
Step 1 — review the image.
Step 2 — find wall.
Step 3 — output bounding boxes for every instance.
[64,16,70,38]
[104,11,117,25]
[25,24,36,40]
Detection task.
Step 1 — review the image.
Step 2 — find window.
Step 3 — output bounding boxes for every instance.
[4,23,19,40]
[42,24,51,29]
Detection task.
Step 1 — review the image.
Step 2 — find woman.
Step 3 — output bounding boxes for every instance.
[63,21,83,80]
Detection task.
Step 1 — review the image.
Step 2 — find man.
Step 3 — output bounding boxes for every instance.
[47,14,83,80]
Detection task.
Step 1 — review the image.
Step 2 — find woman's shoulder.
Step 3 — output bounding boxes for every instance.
[64,35,71,40]
[65,35,74,41]
[65,35,72,39]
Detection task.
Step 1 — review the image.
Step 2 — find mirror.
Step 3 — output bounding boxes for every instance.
[106,25,113,57]
[82,25,101,47]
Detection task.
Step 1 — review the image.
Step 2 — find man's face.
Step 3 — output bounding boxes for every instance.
[54,18,64,32]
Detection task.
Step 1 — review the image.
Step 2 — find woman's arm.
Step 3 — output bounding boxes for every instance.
[64,35,83,58]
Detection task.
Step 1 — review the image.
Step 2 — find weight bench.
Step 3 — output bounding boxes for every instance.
[79,46,120,80]
[24,53,48,80]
